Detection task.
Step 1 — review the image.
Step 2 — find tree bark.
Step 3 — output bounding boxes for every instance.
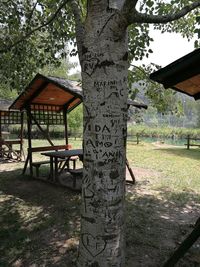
[77,3,128,267]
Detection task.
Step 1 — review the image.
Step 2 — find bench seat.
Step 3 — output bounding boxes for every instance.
[69,168,83,174]
[32,158,67,177]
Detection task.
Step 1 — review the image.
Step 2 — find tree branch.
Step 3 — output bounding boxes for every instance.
[69,0,85,59]
[130,64,157,86]
[123,1,200,25]
[121,0,138,24]
[0,0,70,54]
[26,0,38,28]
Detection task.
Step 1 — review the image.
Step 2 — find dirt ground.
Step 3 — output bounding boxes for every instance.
[0,159,200,267]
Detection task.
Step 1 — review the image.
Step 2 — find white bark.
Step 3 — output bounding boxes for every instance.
[77,3,128,267]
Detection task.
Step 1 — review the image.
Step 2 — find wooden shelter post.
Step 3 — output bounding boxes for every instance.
[0,111,2,139]
[0,111,2,157]
[19,112,24,159]
[63,108,68,146]
[26,107,33,176]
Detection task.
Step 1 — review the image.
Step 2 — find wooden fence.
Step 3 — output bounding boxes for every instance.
[127,133,140,144]
[185,135,200,149]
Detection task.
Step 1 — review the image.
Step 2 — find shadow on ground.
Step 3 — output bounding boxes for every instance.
[154,147,200,161]
[0,168,200,267]
[126,184,200,267]
[0,168,81,267]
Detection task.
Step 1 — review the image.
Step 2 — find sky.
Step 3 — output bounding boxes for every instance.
[138,31,196,68]
[69,30,196,73]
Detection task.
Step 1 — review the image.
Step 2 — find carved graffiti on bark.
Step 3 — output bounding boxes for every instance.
[83,58,99,76]
[82,233,107,257]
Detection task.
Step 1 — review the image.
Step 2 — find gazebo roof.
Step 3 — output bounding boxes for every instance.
[10,74,82,112]
[0,99,13,112]
[149,48,200,100]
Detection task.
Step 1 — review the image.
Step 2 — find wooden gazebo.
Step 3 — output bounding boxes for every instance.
[150,48,200,266]
[0,99,24,161]
[150,48,200,100]
[10,73,82,176]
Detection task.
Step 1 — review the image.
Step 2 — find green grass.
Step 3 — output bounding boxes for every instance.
[127,142,200,197]
[0,139,200,266]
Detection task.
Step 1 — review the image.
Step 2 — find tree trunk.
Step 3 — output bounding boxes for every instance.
[77,3,128,267]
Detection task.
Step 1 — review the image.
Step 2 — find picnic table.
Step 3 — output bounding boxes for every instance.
[41,149,83,182]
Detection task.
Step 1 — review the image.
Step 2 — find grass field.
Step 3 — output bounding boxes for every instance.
[0,139,200,267]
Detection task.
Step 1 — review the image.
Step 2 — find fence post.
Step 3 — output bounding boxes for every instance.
[136,133,139,144]
[187,135,190,150]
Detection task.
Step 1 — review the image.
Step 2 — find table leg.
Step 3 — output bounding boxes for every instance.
[54,157,58,182]
[49,157,54,180]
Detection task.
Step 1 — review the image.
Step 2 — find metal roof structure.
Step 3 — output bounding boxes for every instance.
[150,48,200,100]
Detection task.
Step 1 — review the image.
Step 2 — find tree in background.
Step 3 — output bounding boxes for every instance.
[0,0,76,92]
[42,57,80,79]
[1,1,200,266]
[68,104,83,133]
[195,102,200,128]
[0,84,18,100]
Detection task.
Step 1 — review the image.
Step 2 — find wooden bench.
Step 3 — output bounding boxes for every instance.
[32,158,67,178]
[0,139,23,160]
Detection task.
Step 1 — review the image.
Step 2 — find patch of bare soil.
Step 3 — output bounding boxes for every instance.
[126,175,200,267]
[126,166,161,181]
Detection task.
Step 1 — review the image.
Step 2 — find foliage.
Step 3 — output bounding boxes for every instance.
[196,102,200,127]
[41,57,79,79]
[68,104,83,133]
[126,1,200,113]
[128,124,200,139]
[0,0,75,92]
[0,0,200,106]
[0,83,18,100]
[128,24,154,62]
[128,64,184,114]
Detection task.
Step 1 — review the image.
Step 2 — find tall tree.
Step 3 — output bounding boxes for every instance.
[0,0,75,92]
[1,1,200,266]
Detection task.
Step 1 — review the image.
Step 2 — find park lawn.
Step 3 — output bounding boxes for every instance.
[127,141,200,196]
[0,139,199,267]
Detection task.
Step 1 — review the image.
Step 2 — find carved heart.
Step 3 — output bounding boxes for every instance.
[83,58,99,76]
[82,233,106,257]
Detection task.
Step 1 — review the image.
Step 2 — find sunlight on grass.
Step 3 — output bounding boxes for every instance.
[127,142,200,195]
[0,138,199,266]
